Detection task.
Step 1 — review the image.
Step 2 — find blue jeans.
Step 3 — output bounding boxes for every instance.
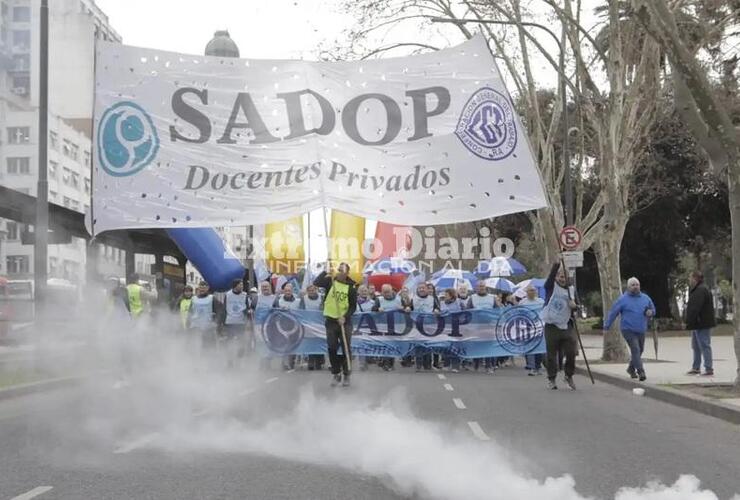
[525,353,544,370]
[691,328,713,371]
[621,330,645,373]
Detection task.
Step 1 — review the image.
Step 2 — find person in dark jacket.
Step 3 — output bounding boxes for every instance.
[314,262,358,387]
[685,270,716,376]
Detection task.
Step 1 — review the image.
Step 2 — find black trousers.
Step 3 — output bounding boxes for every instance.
[325,317,351,375]
[545,323,576,380]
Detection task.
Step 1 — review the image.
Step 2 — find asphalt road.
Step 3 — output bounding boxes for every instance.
[1,362,739,500]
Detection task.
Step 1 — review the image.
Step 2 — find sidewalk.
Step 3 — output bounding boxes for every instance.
[578,334,740,423]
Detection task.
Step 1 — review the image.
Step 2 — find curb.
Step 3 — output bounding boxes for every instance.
[0,375,86,401]
[575,366,740,425]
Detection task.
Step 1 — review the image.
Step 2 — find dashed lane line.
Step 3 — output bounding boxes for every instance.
[453,398,467,409]
[10,487,53,500]
[113,432,160,454]
[265,377,279,384]
[467,421,491,441]
[437,374,447,380]
[443,383,454,391]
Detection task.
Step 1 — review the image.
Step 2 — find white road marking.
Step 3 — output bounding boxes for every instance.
[286,369,296,374]
[467,421,491,441]
[453,398,467,409]
[437,374,446,380]
[265,377,279,384]
[443,383,454,391]
[113,432,160,454]
[10,487,53,500]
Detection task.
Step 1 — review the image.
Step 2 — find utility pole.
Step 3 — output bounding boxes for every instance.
[34,0,49,305]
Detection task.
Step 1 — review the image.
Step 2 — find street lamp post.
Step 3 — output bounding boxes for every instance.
[431,17,573,228]
[35,0,50,305]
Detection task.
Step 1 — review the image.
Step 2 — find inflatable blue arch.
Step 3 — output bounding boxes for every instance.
[166,228,245,292]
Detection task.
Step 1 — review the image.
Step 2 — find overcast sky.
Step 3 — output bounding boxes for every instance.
[95,0,353,60]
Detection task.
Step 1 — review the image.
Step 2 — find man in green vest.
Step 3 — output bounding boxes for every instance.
[125,273,154,320]
[314,262,357,387]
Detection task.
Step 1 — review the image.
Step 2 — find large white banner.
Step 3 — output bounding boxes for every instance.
[91,35,546,234]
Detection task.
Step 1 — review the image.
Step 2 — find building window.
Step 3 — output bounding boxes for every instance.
[49,256,58,277]
[7,157,30,174]
[49,161,58,178]
[11,75,30,96]
[71,172,80,188]
[50,131,59,150]
[62,167,72,185]
[83,150,91,166]
[62,140,79,161]
[6,255,30,275]
[49,190,58,202]
[70,200,80,211]
[63,196,72,208]
[8,126,30,144]
[12,53,30,71]
[6,222,19,240]
[12,30,30,48]
[12,6,30,22]
[84,177,91,194]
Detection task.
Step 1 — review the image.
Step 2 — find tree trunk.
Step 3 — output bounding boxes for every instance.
[535,209,562,275]
[728,157,740,392]
[594,222,628,361]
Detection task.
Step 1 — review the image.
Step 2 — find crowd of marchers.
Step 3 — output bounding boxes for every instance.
[109,264,716,390]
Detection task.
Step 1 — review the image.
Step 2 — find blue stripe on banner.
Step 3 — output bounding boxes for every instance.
[254,305,546,358]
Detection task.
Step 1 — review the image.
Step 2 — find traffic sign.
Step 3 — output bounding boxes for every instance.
[561,251,584,268]
[559,226,582,250]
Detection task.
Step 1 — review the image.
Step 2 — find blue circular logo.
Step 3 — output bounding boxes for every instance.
[494,307,543,354]
[260,310,305,354]
[455,87,517,161]
[97,101,159,177]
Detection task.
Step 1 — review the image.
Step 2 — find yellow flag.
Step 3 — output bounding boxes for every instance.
[329,210,365,283]
[265,216,305,276]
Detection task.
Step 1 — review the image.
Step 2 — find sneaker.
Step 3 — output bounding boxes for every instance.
[451,368,459,373]
[486,368,495,375]
[547,379,558,390]
[342,374,351,387]
[528,371,536,376]
[701,370,714,377]
[686,369,701,375]
[565,376,576,391]
[638,371,646,382]
[626,368,637,379]
[330,374,342,387]
[533,369,541,376]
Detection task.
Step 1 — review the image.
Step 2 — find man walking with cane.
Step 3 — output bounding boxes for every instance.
[314,262,357,387]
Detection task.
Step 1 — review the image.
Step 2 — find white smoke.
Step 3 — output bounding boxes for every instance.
[144,386,736,500]
[16,285,739,500]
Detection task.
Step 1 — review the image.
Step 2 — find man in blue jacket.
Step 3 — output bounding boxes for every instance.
[604,277,656,381]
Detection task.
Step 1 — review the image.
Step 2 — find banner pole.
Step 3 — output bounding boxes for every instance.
[322,208,352,374]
